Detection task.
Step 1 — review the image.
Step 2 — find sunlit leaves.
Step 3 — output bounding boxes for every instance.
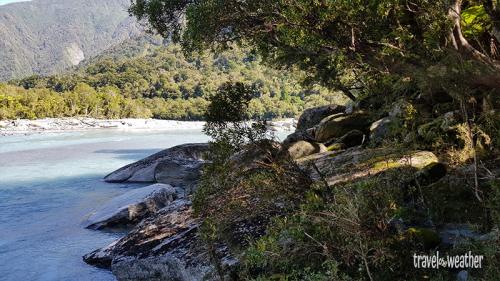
[461,5,492,38]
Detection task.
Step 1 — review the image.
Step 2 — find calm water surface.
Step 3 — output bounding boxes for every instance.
[0,129,209,281]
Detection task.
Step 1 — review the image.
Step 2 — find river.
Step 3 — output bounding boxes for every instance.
[0,129,209,281]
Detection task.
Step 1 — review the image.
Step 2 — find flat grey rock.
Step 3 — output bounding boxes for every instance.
[84,184,177,230]
[104,143,209,183]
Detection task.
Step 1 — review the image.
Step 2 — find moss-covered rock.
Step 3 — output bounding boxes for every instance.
[389,99,415,119]
[417,111,459,145]
[228,140,282,173]
[326,142,346,151]
[299,147,439,186]
[413,162,447,187]
[421,164,493,225]
[315,112,372,143]
[406,227,441,248]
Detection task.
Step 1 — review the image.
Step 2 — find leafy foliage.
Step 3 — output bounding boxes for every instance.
[462,5,492,37]
[1,43,346,120]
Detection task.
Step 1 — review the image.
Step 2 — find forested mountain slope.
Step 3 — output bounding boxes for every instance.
[0,39,346,120]
[0,0,142,81]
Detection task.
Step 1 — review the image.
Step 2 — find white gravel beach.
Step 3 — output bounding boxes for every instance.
[0,118,296,136]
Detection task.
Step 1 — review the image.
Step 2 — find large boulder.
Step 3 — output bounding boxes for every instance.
[369,117,398,145]
[84,200,193,268]
[389,99,414,118]
[286,141,327,159]
[337,129,365,147]
[296,104,345,131]
[84,184,177,230]
[282,128,316,146]
[155,159,205,194]
[228,140,282,173]
[298,147,440,186]
[104,143,209,184]
[315,112,372,143]
[84,200,229,281]
[438,224,493,247]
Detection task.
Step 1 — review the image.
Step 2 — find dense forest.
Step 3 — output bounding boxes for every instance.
[0,42,346,120]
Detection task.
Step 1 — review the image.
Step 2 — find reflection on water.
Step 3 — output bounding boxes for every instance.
[0,129,209,281]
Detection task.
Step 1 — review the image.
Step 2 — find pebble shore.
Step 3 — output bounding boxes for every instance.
[0,118,296,136]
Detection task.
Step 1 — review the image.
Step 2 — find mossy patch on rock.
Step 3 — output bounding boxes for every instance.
[327,142,346,152]
[406,227,441,249]
[369,117,400,145]
[300,147,439,187]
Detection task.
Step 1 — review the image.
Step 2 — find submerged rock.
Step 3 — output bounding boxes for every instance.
[84,184,177,230]
[104,143,208,184]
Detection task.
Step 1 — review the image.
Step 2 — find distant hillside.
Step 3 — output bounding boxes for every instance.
[1,41,346,121]
[0,0,142,81]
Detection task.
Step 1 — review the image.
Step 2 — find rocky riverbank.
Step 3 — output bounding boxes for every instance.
[81,99,499,280]
[0,118,296,136]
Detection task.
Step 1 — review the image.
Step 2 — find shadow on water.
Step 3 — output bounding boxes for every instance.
[94,148,162,161]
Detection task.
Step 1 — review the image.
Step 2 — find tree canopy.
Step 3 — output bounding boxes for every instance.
[130,0,500,100]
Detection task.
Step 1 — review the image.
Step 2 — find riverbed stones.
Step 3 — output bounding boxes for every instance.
[84,200,193,268]
[84,184,177,230]
[104,143,209,184]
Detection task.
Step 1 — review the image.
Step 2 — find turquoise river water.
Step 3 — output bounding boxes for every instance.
[0,129,210,281]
